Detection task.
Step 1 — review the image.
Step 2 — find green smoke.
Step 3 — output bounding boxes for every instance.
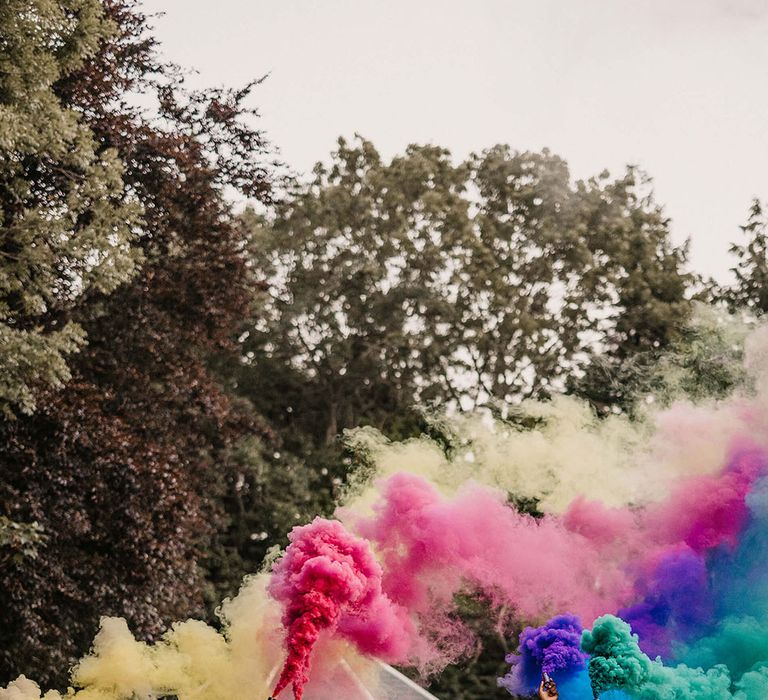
[582,615,735,699]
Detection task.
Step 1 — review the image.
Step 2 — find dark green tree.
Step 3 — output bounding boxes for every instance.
[727,199,768,315]
[236,137,694,430]
[469,147,693,407]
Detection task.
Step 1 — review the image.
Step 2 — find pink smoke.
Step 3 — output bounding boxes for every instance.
[268,518,410,699]
[347,473,632,667]
[340,442,767,671]
[644,446,765,552]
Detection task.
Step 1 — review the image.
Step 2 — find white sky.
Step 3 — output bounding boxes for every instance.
[142,0,768,281]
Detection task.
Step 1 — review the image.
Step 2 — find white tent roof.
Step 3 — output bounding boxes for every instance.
[370,662,441,700]
[272,660,441,700]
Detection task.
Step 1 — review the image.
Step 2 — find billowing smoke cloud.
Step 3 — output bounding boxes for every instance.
[582,614,768,700]
[0,574,388,700]
[7,315,768,700]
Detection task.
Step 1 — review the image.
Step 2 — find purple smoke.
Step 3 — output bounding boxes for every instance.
[498,613,588,695]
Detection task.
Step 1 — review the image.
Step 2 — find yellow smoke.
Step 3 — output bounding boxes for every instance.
[342,394,739,516]
[340,310,762,515]
[0,575,378,700]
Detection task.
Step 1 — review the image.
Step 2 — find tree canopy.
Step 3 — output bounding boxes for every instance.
[726,199,768,315]
[235,136,694,434]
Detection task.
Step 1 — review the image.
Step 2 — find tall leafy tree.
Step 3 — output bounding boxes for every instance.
[466,146,692,405]
[0,0,142,416]
[0,0,274,686]
[236,139,469,446]
[216,137,695,605]
[236,136,694,432]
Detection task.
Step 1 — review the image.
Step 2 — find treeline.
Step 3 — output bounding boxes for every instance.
[1,1,767,696]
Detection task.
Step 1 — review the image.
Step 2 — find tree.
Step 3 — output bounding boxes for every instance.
[466,147,693,406]
[235,137,694,433]
[212,138,695,610]
[0,0,142,417]
[727,199,768,315]
[582,197,768,414]
[234,139,469,444]
[0,0,275,687]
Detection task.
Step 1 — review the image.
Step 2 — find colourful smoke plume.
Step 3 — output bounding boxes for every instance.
[581,614,760,699]
[497,614,587,695]
[8,315,768,699]
[346,471,630,665]
[268,518,410,699]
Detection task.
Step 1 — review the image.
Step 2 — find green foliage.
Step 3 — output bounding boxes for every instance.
[0,322,85,415]
[727,199,768,315]
[0,516,47,563]
[470,149,692,381]
[643,306,750,404]
[0,0,142,416]
[573,305,751,415]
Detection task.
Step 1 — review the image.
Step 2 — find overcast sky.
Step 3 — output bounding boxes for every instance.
[142,0,768,281]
